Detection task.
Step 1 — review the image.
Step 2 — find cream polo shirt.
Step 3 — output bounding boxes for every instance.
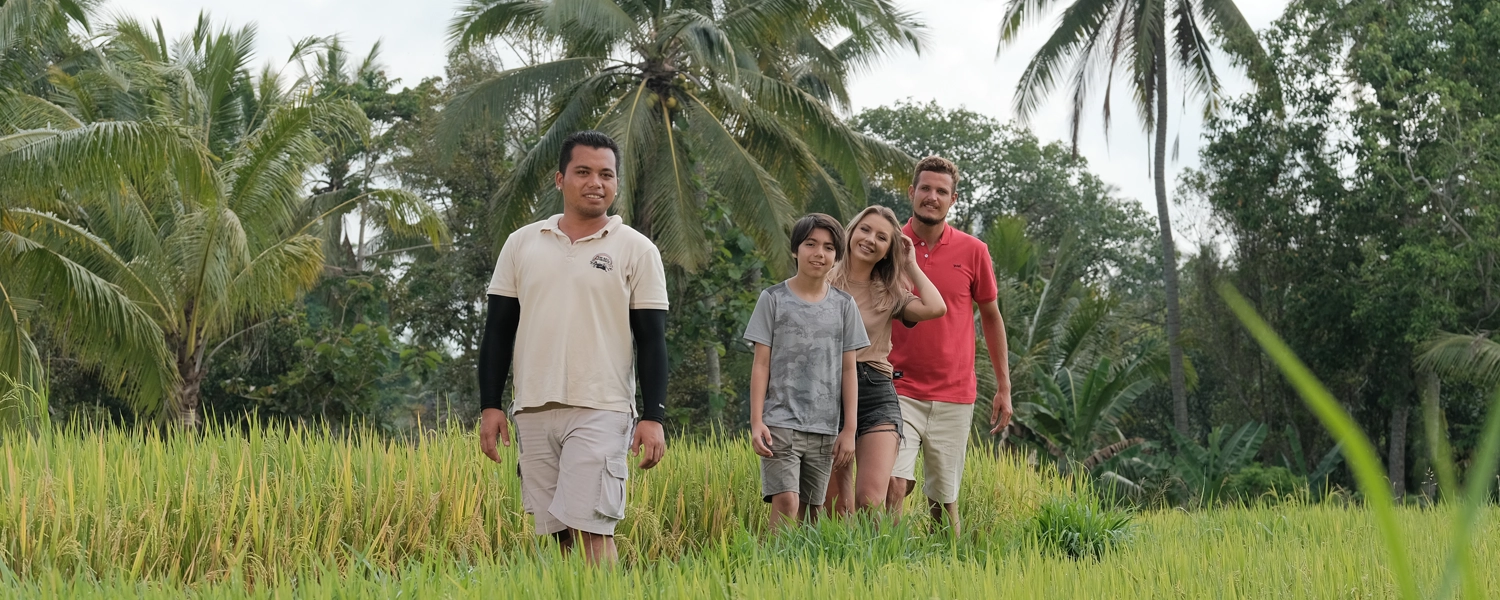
[487,214,670,416]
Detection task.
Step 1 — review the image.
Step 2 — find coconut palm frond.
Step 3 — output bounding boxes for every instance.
[437,57,606,154]
[449,0,550,49]
[1417,331,1500,388]
[0,228,177,415]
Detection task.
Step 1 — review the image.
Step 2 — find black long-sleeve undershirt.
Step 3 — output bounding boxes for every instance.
[477,294,669,423]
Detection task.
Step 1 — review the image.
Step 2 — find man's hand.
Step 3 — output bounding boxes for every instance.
[750,422,775,457]
[479,408,510,463]
[632,419,667,469]
[833,429,856,469]
[989,388,1013,435]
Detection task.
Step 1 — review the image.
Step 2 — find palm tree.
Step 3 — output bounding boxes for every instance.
[1417,331,1500,388]
[3,16,446,426]
[0,95,207,425]
[444,0,924,269]
[997,0,1279,436]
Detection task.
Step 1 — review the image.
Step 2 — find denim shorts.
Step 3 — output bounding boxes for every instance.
[843,363,904,439]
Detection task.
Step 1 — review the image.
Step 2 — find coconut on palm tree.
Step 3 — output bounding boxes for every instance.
[2,16,446,426]
[444,0,925,269]
[997,0,1280,436]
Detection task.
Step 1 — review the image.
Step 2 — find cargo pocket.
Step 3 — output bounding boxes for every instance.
[597,457,628,520]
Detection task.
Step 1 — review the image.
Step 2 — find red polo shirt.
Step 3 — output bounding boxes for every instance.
[889,220,997,404]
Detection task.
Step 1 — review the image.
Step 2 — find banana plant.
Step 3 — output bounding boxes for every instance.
[1015,349,1165,476]
[1170,422,1268,504]
[1280,425,1343,500]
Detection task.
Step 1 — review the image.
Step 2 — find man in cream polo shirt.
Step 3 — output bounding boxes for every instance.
[477,131,669,565]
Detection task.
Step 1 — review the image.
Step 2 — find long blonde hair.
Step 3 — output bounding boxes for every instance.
[830,206,910,316]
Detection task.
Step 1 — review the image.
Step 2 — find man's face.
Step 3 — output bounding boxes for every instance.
[555,145,618,219]
[795,227,837,279]
[908,170,956,226]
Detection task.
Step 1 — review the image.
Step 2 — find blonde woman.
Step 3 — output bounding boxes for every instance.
[825,206,946,515]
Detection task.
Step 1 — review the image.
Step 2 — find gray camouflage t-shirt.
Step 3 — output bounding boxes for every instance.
[743,281,871,435]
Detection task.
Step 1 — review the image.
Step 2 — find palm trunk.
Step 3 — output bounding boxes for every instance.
[1389,401,1410,501]
[705,296,723,423]
[1154,34,1190,437]
[1421,373,1455,501]
[173,336,208,429]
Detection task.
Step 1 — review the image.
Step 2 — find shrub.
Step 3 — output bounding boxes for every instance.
[1026,496,1134,559]
[1222,464,1309,504]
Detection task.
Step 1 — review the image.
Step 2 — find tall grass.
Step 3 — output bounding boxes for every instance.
[5,504,1497,598]
[0,419,1071,586]
[1222,284,1500,599]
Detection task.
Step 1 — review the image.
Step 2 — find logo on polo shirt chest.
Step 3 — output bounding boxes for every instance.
[589,253,615,272]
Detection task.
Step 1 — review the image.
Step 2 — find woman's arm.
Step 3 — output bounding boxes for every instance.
[897,234,947,322]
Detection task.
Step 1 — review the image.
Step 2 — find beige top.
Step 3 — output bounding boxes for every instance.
[487,214,669,416]
[839,279,917,377]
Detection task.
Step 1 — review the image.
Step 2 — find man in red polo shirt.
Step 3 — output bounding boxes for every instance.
[885,156,1012,534]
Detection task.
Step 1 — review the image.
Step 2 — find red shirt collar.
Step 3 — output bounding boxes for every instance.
[902,218,952,248]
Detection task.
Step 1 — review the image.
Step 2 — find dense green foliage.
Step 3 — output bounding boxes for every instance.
[1183,0,1500,500]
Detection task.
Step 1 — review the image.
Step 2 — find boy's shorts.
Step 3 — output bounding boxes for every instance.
[891,395,973,505]
[513,406,634,536]
[760,426,835,506]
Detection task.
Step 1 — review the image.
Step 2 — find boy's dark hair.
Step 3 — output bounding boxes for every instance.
[558,130,621,174]
[789,213,846,262]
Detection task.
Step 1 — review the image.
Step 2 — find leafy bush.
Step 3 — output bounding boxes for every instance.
[1171,422,1268,505]
[1222,464,1308,504]
[1026,496,1134,559]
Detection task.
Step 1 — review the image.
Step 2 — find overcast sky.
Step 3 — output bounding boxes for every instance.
[103,0,1291,240]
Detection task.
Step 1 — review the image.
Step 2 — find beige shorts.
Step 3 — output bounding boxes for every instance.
[513,407,634,536]
[760,426,835,506]
[891,395,973,504]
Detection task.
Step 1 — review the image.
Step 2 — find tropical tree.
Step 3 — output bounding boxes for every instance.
[444,0,924,269]
[0,0,92,91]
[1015,349,1166,475]
[996,0,1280,436]
[3,16,445,426]
[1418,332,1500,389]
[0,94,207,426]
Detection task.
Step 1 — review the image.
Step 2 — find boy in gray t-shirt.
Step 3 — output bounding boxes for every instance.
[744,214,870,530]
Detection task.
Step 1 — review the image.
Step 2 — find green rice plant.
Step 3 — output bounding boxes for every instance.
[0,374,47,433]
[0,417,1066,586]
[1025,495,1134,559]
[7,503,1497,598]
[1221,284,1500,600]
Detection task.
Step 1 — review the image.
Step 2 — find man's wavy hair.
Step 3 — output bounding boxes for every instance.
[912,155,960,188]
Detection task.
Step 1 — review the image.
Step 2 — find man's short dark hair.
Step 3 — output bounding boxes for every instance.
[789,213,846,262]
[912,155,960,188]
[558,130,622,174]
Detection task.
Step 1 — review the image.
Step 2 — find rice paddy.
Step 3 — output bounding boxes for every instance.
[0,421,1495,598]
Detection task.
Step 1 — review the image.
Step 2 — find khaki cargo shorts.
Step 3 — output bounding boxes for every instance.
[513,407,634,536]
[760,426,835,506]
[891,395,973,504]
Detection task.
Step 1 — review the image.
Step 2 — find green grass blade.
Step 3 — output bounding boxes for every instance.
[1434,386,1500,600]
[1218,283,1417,599]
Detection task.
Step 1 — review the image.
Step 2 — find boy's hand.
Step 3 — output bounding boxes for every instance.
[750,423,775,457]
[833,429,856,469]
[479,408,510,464]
